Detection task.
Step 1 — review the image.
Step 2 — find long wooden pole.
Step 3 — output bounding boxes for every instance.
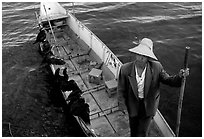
[43,5,57,43]
[72,2,75,16]
[175,46,190,137]
[43,4,61,56]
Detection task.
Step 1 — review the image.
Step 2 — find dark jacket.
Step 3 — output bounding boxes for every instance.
[117,60,182,117]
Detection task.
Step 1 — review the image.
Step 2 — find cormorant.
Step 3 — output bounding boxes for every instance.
[33,28,46,44]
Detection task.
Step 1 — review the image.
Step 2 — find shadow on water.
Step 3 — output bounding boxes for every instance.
[2,40,86,137]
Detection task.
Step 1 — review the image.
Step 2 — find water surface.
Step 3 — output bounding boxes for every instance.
[2,2,202,136]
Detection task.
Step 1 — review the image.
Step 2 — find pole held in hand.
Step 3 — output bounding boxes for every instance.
[175,46,190,137]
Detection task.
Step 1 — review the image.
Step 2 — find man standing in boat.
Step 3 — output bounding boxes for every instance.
[117,38,189,137]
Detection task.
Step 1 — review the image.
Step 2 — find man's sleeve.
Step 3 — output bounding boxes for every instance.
[159,67,182,87]
[117,66,127,111]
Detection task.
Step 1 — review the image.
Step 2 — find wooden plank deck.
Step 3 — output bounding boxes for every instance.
[47,26,163,137]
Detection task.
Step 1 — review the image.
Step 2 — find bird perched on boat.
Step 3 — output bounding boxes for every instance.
[64,80,90,125]
[54,69,90,125]
[39,40,52,55]
[54,68,69,89]
[33,28,46,44]
[43,51,66,65]
[63,67,69,81]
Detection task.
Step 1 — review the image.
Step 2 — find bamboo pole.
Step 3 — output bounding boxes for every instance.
[72,2,75,16]
[175,46,190,137]
[43,5,57,43]
[43,4,61,56]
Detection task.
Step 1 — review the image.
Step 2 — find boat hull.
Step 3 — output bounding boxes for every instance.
[37,2,175,137]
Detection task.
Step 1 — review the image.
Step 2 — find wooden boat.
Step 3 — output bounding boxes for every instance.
[35,2,175,137]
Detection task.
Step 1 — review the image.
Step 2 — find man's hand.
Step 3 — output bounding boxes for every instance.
[179,68,190,78]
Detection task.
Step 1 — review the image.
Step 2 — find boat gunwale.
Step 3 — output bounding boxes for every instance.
[37,2,175,137]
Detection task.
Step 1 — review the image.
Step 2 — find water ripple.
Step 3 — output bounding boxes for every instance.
[2,2,202,137]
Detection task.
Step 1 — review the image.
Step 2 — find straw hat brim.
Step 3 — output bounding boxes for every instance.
[129,43,158,60]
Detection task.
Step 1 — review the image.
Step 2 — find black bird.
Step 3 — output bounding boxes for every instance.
[40,40,51,55]
[44,53,66,65]
[63,67,69,81]
[33,28,46,44]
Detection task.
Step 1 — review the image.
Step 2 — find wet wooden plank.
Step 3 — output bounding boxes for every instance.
[50,25,163,137]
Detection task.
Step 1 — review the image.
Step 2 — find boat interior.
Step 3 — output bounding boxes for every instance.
[41,18,163,137]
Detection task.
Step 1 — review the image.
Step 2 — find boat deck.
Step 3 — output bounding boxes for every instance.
[47,25,163,137]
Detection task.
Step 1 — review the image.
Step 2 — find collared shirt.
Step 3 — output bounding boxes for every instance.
[135,65,147,99]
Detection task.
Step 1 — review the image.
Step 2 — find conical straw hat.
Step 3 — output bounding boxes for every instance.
[129,38,158,60]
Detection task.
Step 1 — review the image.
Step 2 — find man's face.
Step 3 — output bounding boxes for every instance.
[135,54,148,67]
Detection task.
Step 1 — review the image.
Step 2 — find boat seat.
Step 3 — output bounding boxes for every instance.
[104,79,118,97]
[88,68,103,85]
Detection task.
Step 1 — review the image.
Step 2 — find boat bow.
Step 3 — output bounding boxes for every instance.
[39,2,68,22]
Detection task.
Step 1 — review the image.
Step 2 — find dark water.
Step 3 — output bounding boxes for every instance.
[2,2,202,137]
